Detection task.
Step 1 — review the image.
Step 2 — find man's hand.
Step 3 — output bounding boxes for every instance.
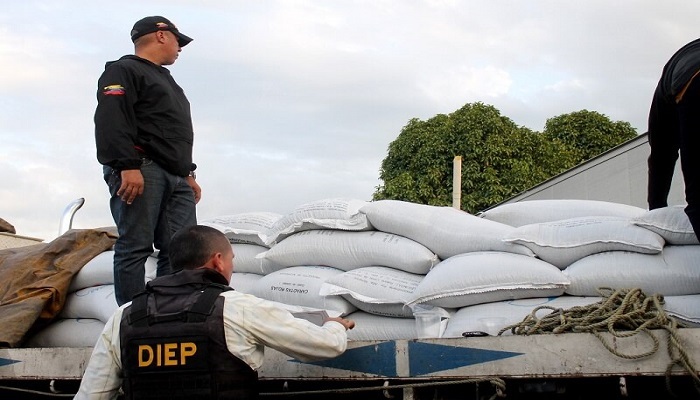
[325,316,355,331]
[117,170,144,204]
[187,176,202,204]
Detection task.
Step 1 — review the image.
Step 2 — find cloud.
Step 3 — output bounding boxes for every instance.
[418,66,513,109]
[2,0,700,241]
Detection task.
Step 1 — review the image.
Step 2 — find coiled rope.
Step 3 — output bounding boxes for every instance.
[498,287,699,395]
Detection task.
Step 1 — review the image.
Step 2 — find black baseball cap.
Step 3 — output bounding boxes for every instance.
[130,16,193,47]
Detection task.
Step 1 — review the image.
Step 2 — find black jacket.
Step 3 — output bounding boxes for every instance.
[95,55,196,177]
[657,37,700,102]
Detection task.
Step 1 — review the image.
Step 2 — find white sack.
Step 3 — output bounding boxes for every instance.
[479,199,646,227]
[259,230,439,274]
[201,212,281,247]
[263,300,343,319]
[250,266,356,315]
[229,272,263,294]
[343,311,448,340]
[407,251,570,308]
[70,250,158,291]
[665,295,700,327]
[564,245,700,296]
[503,216,665,269]
[25,318,105,348]
[320,266,424,317]
[632,206,699,245]
[443,296,601,337]
[60,284,118,323]
[231,243,278,275]
[346,311,418,340]
[360,200,533,259]
[69,250,114,292]
[344,310,450,340]
[266,198,372,245]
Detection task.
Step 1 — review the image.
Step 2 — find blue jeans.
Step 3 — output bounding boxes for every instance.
[104,159,197,305]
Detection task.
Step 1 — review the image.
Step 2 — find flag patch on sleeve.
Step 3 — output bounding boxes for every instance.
[103,84,126,96]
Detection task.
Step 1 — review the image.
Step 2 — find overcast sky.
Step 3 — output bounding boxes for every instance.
[1,0,698,241]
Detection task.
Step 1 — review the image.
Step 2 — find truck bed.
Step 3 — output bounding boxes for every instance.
[2,328,698,399]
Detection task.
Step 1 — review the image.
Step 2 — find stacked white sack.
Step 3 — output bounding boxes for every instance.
[60,284,118,323]
[319,266,426,318]
[200,213,271,295]
[247,198,436,324]
[200,212,282,275]
[249,265,357,315]
[248,198,574,339]
[405,252,570,309]
[38,198,699,347]
[228,243,277,275]
[200,211,282,247]
[564,246,700,296]
[226,200,700,336]
[25,318,107,348]
[664,295,700,327]
[502,216,665,269]
[359,199,535,259]
[27,250,157,347]
[227,198,449,339]
[478,200,700,332]
[478,199,647,227]
[264,198,373,246]
[631,205,700,245]
[232,198,584,339]
[442,296,602,337]
[258,230,439,275]
[356,200,574,337]
[442,294,700,337]
[562,205,700,297]
[67,249,158,293]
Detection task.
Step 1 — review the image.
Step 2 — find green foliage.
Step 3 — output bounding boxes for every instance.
[373,102,583,214]
[543,110,638,162]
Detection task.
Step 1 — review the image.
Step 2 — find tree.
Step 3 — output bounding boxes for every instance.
[543,110,637,162]
[373,102,578,214]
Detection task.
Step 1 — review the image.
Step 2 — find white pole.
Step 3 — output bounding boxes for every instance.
[452,156,462,209]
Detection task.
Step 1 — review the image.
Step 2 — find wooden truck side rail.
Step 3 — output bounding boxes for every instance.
[1,329,698,399]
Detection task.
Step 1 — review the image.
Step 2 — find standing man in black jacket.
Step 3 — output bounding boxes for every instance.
[648,37,700,241]
[95,16,202,305]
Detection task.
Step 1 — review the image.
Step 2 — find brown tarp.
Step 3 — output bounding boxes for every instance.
[0,228,117,348]
[0,218,15,234]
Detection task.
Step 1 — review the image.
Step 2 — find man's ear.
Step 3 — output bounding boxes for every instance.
[210,252,226,275]
[155,30,167,44]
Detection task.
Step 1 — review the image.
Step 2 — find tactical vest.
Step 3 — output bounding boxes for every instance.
[120,269,258,399]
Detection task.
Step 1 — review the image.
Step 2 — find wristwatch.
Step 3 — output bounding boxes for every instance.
[188,171,196,179]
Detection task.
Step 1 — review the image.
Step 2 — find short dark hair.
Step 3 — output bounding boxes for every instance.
[169,225,229,270]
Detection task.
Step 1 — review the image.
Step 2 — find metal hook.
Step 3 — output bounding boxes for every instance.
[58,198,85,236]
